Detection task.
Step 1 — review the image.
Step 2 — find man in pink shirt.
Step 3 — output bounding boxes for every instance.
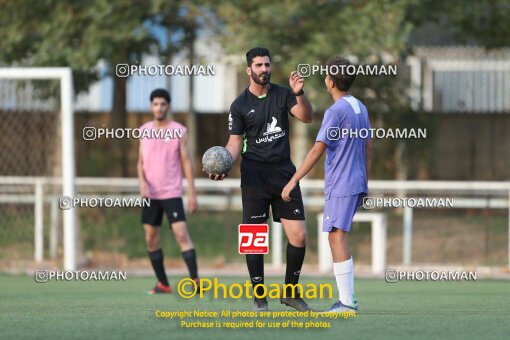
[138,88,199,294]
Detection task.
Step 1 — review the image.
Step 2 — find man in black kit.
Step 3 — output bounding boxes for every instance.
[208,47,313,311]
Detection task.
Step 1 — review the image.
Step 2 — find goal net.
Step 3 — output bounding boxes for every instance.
[0,68,76,271]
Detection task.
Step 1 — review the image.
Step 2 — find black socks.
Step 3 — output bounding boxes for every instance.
[148,248,199,285]
[181,249,198,279]
[246,254,265,297]
[246,244,306,298]
[284,242,306,297]
[148,249,169,286]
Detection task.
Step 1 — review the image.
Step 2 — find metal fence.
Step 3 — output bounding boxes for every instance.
[1,177,509,272]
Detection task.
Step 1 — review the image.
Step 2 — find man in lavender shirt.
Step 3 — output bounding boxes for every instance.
[281,57,373,313]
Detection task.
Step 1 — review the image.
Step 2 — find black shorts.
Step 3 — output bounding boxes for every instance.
[141,197,186,226]
[241,159,305,223]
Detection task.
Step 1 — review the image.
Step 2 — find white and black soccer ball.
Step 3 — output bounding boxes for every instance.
[202,146,233,175]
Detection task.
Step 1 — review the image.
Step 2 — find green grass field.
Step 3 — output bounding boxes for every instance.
[1,274,509,340]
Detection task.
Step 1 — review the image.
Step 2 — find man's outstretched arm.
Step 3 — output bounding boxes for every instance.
[281,141,326,202]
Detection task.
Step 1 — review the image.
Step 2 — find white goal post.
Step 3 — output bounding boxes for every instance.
[0,68,76,270]
[317,212,387,274]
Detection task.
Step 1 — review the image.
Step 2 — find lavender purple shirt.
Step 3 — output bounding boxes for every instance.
[316,95,370,197]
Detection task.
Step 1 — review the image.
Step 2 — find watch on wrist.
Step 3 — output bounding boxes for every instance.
[294,89,304,96]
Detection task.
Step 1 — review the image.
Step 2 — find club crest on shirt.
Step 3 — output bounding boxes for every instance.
[256,117,286,144]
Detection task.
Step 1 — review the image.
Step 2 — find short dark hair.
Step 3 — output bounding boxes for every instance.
[326,57,356,91]
[150,88,171,103]
[246,47,271,67]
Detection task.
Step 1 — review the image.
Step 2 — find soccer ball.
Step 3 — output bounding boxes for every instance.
[202,146,233,175]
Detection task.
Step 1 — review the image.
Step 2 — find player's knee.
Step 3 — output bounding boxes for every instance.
[337,230,349,241]
[145,233,160,249]
[290,230,307,246]
[175,231,190,246]
[328,236,338,250]
[174,232,185,244]
[299,230,307,243]
[328,230,338,243]
[329,229,347,240]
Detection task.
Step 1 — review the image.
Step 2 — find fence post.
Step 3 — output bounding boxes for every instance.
[34,179,44,263]
[403,206,413,266]
[372,214,387,274]
[317,213,332,273]
[272,220,282,269]
[50,195,58,259]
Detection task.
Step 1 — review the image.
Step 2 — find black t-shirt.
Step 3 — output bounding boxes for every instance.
[228,83,298,164]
